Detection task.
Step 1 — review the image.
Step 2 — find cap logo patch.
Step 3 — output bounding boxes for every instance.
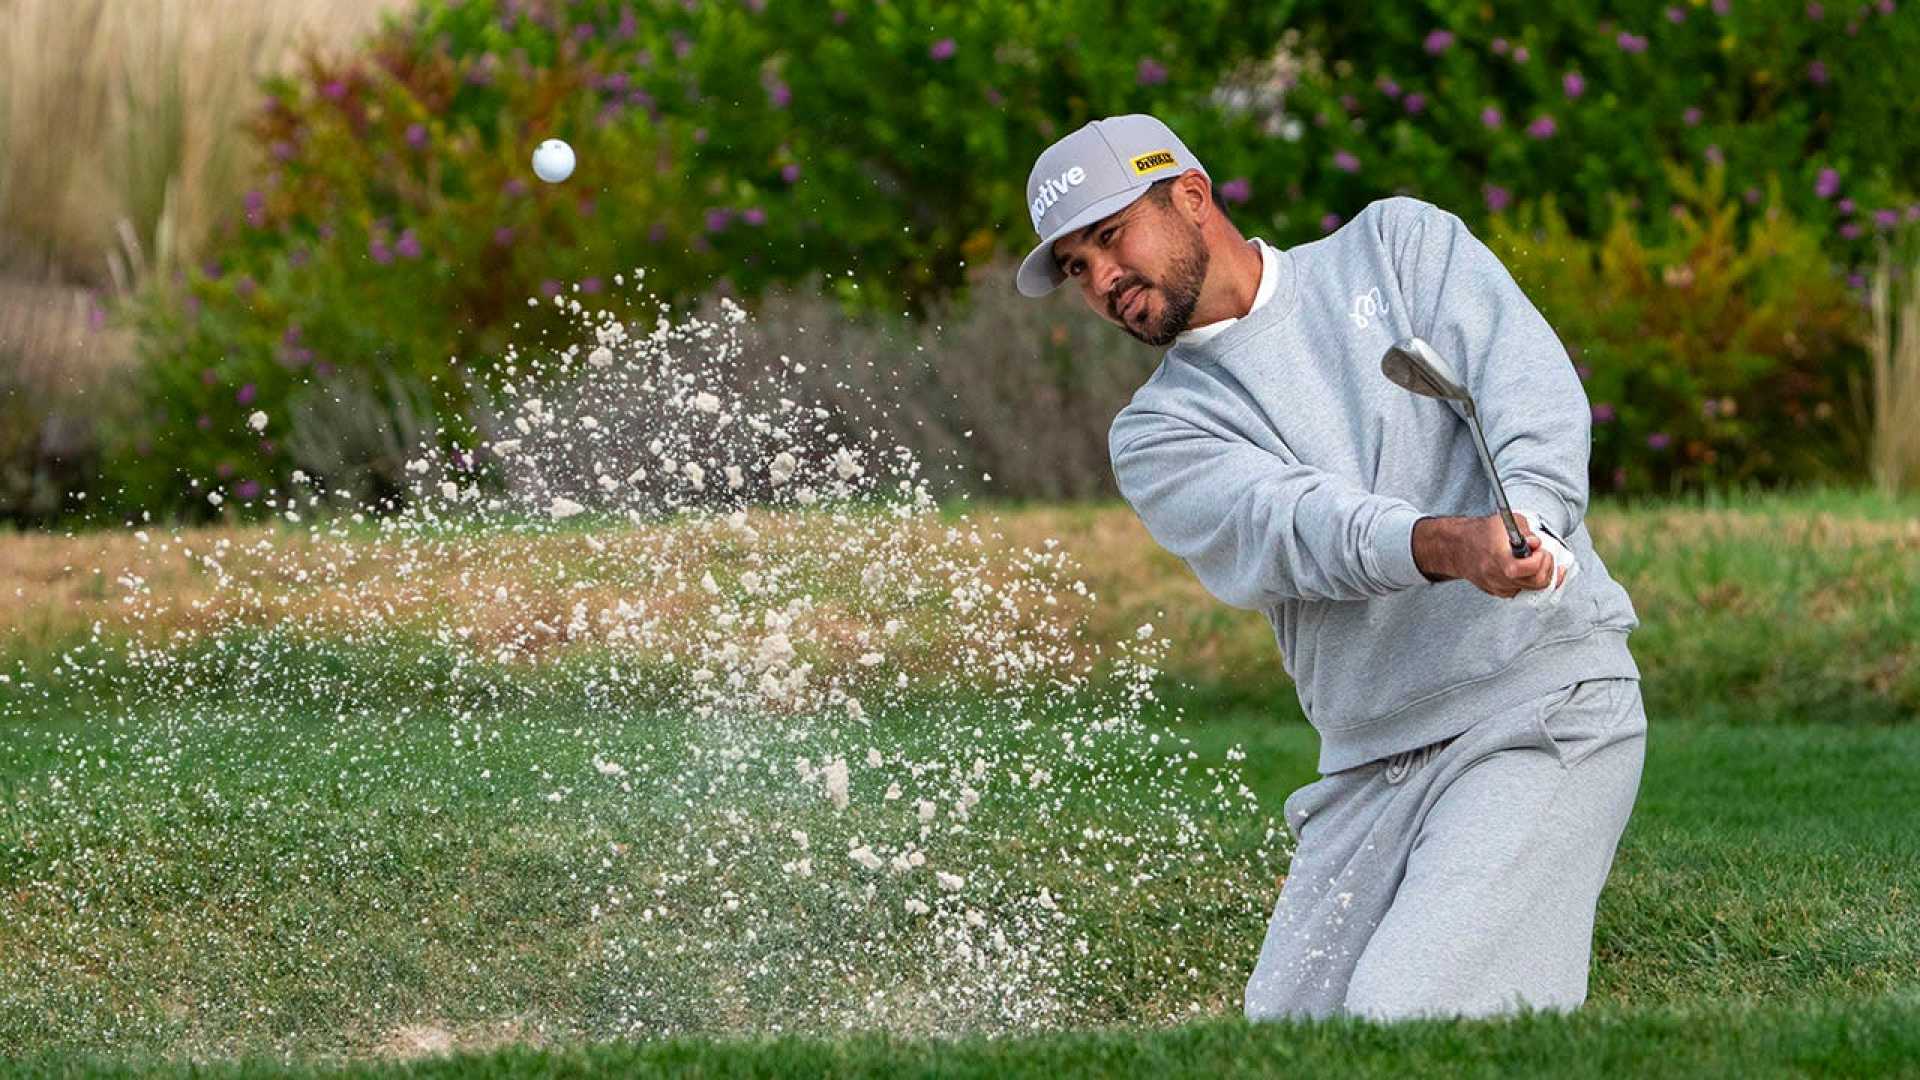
[1130,149,1178,176]
[1028,165,1088,228]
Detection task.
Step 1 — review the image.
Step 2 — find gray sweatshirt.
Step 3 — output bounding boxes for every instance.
[1109,196,1640,773]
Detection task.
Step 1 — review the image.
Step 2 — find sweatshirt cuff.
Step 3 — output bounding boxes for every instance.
[1373,503,1429,590]
[1504,483,1571,540]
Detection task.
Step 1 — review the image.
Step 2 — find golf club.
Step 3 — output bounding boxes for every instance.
[1380,336,1530,560]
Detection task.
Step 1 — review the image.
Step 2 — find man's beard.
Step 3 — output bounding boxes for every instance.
[1121,223,1209,348]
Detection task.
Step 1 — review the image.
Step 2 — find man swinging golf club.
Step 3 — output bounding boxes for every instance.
[1014,114,1648,1022]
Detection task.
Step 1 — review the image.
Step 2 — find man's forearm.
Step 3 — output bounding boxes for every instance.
[1412,516,1463,583]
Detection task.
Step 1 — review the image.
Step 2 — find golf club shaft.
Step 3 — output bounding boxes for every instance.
[1463,406,1531,559]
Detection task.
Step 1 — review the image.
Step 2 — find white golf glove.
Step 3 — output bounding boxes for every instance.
[1514,508,1579,608]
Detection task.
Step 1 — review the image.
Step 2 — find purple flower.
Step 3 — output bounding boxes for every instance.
[743,207,767,226]
[618,7,638,38]
[503,177,529,198]
[1839,197,1856,214]
[1683,107,1702,126]
[1404,93,1427,114]
[1617,31,1648,53]
[1667,6,1687,21]
[289,248,309,268]
[369,239,393,264]
[692,127,708,144]
[406,123,428,149]
[1481,106,1503,129]
[1513,46,1530,63]
[1527,115,1557,139]
[1332,149,1360,173]
[1219,178,1251,204]
[781,163,802,184]
[540,279,561,296]
[237,383,257,405]
[1705,144,1724,166]
[1879,0,1894,12]
[244,190,266,214]
[1576,365,1593,381]
[283,325,302,346]
[235,276,256,299]
[1491,37,1509,55]
[1907,205,1920,222]
[572,23,595,42]
[1744,187,1762,204]
[395,229,422,259]
[1563,71,1586,98]
[1808,60,1829,85]
[705,208,732,232]
[1816,168,1841,198]
[1320,213,1343,232]
[1592,403,1615,423]
[1485,184,1513,212]
[767,80,791,108]
[270,139,297,162]
[1712,0,1730,12]
[202,367,218,386]
[580,277,603,293]
[322,79,348,101]
[493,226,514,247]
[235,480,261,501]
[1136,58,1168,86]
[1378,77,1402,98]
[215,462,233,479]
[984,87,1003,106]
[1876,208,1900,229]
[1339,94,1359,115]
[315,361,335,378]
[1647,432,1671,449]
[1423,29,1454,55]
[197,414,213,431]
[1807,1,1824,17]
[929,37,956,61]
[832,9,848,24]
[1841,222,1864,239]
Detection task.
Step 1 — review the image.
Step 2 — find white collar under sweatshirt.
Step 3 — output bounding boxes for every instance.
[1108,196,1641,773]
[1174,237,1282,348]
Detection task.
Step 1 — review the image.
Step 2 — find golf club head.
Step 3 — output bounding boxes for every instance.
[1380,337,1468,403]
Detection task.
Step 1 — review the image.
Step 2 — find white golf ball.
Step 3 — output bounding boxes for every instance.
[532,139,575,184]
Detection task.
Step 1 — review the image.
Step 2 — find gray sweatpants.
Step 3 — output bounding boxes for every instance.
[1244,677,1648,1022]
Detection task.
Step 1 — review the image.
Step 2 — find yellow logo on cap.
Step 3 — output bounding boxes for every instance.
[1130,150,1178,175]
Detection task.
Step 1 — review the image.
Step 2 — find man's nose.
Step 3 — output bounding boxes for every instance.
[1093,262,1128,309]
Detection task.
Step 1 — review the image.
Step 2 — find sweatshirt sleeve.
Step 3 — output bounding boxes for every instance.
[1110,410,1430,609]
[1384,198,1593,540]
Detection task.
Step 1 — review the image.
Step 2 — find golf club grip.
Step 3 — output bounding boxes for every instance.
[1510,536,1530,559]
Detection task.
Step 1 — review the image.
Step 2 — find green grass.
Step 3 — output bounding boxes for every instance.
[3,487,1919,1075]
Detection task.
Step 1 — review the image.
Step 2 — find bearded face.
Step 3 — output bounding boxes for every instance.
[1051,192,1212,348]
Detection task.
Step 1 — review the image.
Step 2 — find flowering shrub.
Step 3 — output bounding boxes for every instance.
[1487,164,1867,496]
[1229,1,1919,263]
[104,0,1288,518]
[99,0,1920,518]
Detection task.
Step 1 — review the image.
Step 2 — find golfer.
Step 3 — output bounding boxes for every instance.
[1014,114,1647,1022]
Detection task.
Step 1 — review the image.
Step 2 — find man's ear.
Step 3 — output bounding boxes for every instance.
[1176,171,1212,222]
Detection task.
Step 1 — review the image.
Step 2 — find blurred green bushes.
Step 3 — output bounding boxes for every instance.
[77,0,1920,522]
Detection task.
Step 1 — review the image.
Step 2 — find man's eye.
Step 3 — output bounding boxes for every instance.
[1099,228,1116,244]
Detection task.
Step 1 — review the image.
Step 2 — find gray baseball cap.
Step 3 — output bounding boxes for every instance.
[1014,113,1210,298]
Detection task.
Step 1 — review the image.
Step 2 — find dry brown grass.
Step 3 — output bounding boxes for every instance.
[1867,248,1920,496]
[0,0,411,289]
[9,502,1915,689]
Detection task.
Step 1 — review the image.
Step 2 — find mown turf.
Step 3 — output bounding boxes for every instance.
[4,487,1918,1075]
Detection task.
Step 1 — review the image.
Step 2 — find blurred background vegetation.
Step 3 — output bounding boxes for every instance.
[1,0,1917,525]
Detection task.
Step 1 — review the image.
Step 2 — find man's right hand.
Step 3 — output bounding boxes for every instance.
[1413,513,1560,599]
